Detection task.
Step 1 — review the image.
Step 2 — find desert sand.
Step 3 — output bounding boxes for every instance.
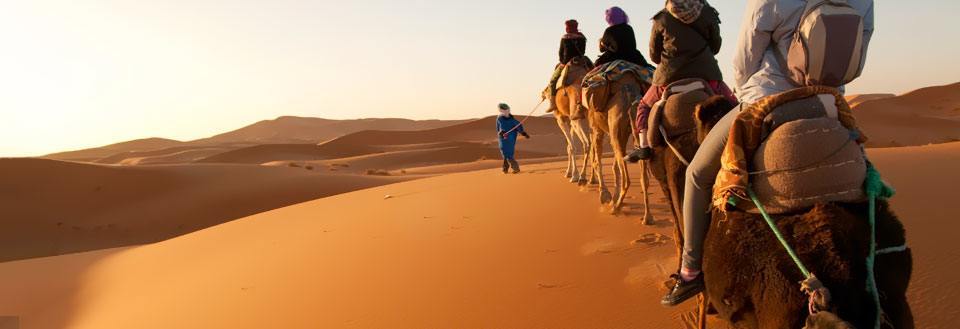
[0,158,411,262]
[853,83,960,147]
[0,141,956,329]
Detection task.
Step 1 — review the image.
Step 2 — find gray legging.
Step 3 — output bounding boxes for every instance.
[681,104,742,271]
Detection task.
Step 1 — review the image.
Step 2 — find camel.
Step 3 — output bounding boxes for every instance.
[545,58,596,184]
[645,95,913,329]
[583,71,651,216]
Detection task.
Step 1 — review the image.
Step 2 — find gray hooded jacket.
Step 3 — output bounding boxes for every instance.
[732,0,874,104]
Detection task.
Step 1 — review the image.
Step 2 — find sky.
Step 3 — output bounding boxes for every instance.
[1,0,958,157]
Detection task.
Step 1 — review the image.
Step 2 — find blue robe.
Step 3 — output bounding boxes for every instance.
[496,115,525,159]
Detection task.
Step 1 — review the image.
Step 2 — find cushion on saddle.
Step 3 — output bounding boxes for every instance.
[647,79,713,147]
[581,60,654,112]
[737,99,866,214]
[557,56,593,90]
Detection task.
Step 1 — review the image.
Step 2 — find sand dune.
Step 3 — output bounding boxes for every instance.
[846,93,895,107]
[44,138,185,162]
[195,116,471,145]
[198,116,566,164]
[299,142,556,174]
[0,158,410,262]
[96,145,243,165]
[869,142,960,328]
[853,82,960,147]
[1,142,956,328]
[42,117,470,164]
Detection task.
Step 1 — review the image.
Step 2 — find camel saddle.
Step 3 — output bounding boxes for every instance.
[647,78,714,147]
[555,56,593,90]
[581,60,654,112]
[737,94,867,214]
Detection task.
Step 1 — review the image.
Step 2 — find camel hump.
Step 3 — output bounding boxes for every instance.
[647,79,714,146]
[741,94,867,215]
[556,56,592,90]
[581,60,654,112]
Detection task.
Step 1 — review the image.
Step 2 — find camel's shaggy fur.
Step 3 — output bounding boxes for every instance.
[646,94,913,328]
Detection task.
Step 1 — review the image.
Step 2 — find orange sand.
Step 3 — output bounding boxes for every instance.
[0,142,956,328]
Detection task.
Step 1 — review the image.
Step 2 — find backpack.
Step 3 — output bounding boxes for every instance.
[784,0,865,87]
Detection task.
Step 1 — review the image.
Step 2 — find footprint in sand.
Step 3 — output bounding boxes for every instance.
[631,233,671,247]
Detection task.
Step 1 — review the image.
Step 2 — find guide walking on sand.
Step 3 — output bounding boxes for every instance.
[496,103,531,174]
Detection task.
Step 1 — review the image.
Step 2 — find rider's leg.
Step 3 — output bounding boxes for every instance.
[662,104,742,306]
[546,65,563,112]
[626,86,662,163]
[680,106,739,274]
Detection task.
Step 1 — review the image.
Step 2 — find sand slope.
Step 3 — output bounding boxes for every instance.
[44,138,185,162]
[869,142,960,328]
[0,161,699,329]
[4,142,957,328]
[846,93,895,107]
[41,117,470,164]
[196,116,471,145]
[854,82,960,147]
[0,158,410,262]
[197,116,566,164]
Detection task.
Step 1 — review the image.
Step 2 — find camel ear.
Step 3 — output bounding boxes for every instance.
[695,95,734,127]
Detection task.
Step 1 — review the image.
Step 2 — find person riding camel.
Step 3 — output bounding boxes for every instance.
[625,0,737,162]
[660,0,875,307]
[594,6,651,68]
[546,20,591,113]
[496,103,531,174]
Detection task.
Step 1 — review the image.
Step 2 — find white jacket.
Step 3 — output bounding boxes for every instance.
[732,0,875,104]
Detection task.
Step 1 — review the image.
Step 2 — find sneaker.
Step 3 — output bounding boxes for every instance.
[626,147,652,163]
[661,272,705,307]
[512,169,520,174]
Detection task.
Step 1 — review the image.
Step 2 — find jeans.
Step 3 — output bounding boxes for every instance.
[681,104,742,271]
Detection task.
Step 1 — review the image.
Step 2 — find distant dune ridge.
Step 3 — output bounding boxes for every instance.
[43,117,472,162]
[195,115,563,164]
[851,82,960,147]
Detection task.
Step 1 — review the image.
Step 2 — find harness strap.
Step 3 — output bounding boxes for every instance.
[876,244,908,255]
[659,125,691,166]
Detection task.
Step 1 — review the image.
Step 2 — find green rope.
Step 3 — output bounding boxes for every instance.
[864,162,895,329]
[746,157,895,329]
[747,188,811,278]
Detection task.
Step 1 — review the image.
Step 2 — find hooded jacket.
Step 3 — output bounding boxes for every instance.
[733,0,874,104]
[595,23,651,67]
[649,1,724,85]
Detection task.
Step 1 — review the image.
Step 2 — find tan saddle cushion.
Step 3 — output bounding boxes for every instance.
[746,117,866,214]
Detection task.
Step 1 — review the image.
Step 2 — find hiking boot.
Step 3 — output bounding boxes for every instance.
[661,272,704,307]
[625,147,652,163]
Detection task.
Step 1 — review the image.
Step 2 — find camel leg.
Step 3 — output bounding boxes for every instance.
[665,159,687,269]
[555,116,576,181]
[592,130,612,205]
[611,130,630,213]
[572,118,592,185]
[698,293,708,329]
[640,160,654,225]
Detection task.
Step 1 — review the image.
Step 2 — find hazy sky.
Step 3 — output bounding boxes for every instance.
[1,0,958,156]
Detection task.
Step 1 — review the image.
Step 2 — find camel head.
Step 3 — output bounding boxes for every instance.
[693,95,736,144]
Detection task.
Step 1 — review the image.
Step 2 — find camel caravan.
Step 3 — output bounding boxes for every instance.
[537,1,912,328]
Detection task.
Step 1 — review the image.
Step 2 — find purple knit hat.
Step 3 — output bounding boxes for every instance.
[605,6,629,26]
